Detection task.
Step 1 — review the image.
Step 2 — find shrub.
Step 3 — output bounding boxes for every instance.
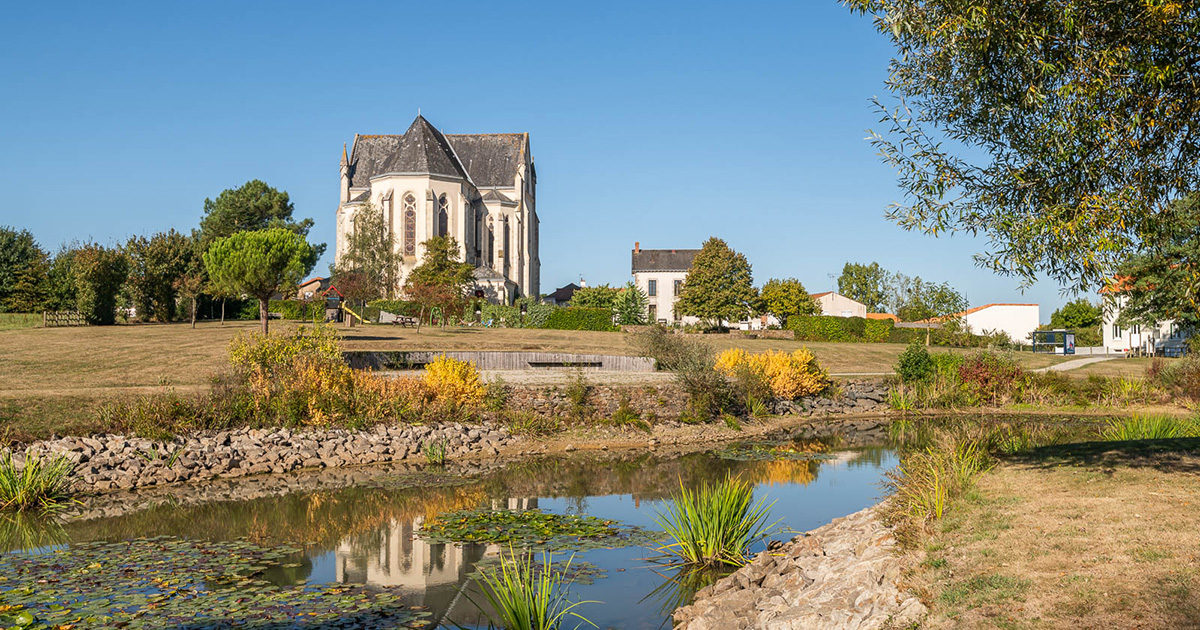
[788,315,866,342]
[267,299,324,321]
[896,342,935,382]
[368,299,422,317]
[957,351,1023,405]
[864,318,894,342]
[0,452,78,513]
[564,371,592,421]
[654,476,777,567]
[715,348,830,400]
[484,377,512,412]
[229,325,343,377]
[423,355,485,409]
[1152,356,1200,400]
[635,326,733,422]
[544,307,617,331]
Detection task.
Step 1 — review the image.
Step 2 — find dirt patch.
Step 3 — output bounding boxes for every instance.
[911,440,1200,628]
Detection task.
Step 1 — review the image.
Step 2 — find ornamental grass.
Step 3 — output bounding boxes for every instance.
[654,475,776,568]
[0,451,78,514]
[467,549,597,630]
[1101,414,1200,441]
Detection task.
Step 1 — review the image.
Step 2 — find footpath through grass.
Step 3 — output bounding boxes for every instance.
[911,438,1200,628]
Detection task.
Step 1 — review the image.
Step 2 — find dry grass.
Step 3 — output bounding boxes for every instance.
[1065,357,1156,380]
[912,439,1200,628]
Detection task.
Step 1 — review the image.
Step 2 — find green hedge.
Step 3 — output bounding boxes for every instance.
[266,300,325,320]
[786,315,895,343]
[865,319,894,342]
[544,307,617,331]
[368,300,422,317]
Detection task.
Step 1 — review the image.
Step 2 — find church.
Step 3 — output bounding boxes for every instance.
[335,115,539,303]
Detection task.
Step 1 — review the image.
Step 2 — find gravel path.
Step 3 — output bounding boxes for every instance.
[1033,356,1114,373]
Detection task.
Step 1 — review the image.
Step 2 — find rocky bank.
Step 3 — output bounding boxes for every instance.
[674,507,926,630]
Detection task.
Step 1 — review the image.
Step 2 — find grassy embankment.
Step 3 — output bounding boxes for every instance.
[908,436,1200,628]
[0,320,1137,441]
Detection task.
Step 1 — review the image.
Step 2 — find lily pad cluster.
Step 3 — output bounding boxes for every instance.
[0,536,432,629]
[716,441,835,462]
[468,557,608,585]
[419,509,662,551]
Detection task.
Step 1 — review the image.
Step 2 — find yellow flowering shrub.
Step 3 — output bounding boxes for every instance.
[229,325,342,376]
[423,355,486,409]
[715,348,830,400]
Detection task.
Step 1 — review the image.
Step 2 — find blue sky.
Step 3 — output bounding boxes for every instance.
[0,1,1078,319]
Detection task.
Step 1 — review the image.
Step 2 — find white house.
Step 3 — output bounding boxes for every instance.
[950,303,1040,344]
[335,115,539,304]
[1101,294,1186,355]
[810,292,867,318]
[630,243,699,324]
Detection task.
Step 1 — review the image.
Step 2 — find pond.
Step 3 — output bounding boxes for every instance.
[0,438,897,629]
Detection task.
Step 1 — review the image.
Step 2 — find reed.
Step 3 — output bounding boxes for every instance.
[1101,414,1200,441]
[0,452,78,513]
[469,550,596,630]
[654,475,776,567]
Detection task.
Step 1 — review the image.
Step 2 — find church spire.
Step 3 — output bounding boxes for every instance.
[339,143,350,204]
[340,143,349,167]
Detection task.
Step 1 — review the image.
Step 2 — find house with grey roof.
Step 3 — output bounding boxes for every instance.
[631,242,700,324]
[336,115,538,303]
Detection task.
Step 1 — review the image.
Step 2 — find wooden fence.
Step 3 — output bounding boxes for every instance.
[43,311,88,327]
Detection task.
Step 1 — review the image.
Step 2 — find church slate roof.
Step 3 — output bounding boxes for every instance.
[481,189,516,204]
[631,249,700,273]
[473,265,506,280]
[347,116,527,189]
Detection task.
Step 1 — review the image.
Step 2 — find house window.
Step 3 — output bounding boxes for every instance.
[674,279,682,296]
[403,193,417,256]
[649,304,658,322]
[438,195,450,237]
[1112,324,1122,338]
[648,280,657,297]
[1131,324,1141,335]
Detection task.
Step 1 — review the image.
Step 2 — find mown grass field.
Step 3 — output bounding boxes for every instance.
[913,439,1200,628]
[0,320,1141,440]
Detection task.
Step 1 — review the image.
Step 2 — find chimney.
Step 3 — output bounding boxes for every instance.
[634,241,640,254]
[579,277,587,288]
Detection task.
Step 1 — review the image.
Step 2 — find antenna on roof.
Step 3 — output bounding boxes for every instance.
[418,107,421,116]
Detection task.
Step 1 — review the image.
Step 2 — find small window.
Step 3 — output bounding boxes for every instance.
[648,280,657,297]
[1112,324,1122,338]
[648,304,658,321]
[674,279,682,295]
[1131,324,1141,335]
[438,195,450,237]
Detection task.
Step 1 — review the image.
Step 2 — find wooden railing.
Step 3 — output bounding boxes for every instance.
[43,311,88,327]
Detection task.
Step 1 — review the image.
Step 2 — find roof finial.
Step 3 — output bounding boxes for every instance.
[418,107,421,117]
[340,143,348,166]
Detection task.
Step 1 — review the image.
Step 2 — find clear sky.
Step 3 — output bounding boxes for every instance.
[0,1,1079,319]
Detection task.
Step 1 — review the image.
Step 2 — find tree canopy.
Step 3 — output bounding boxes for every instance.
[759,278,818,325]
[73,244,129,325]
[676,237,757,326]
[124,229,193,322]
[613,282,649,326]
[844,0,1200,290]
[1113,193,1200,328]
[570,284,622,310]
[1050,299,1103,331]
[203,228,315,334]
[836,262,891,313]
[331,202,401,303]
[0,227,47,313]
[403,236,475,328]
[197,180,325,268]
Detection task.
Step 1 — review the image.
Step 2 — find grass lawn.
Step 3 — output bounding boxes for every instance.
[0,313,41,330]
[912,439,1200,628]
[0,320,1074,440]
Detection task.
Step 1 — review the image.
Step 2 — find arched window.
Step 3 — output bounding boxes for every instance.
[438,194,450,237]
[402,193,416,256]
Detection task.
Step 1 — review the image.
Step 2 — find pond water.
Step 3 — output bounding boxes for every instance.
[0,439,897,629]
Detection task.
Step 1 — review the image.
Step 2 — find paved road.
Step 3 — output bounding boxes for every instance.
[1033,357,1114,373]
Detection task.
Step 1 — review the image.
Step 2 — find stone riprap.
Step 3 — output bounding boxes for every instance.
[673,507,926,630]
[770,380,890,416]
[13,423,515,492]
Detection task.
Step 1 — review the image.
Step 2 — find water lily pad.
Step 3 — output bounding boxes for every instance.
[419,509,662,551]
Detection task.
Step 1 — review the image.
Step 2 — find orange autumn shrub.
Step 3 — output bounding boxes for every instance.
[715,348,829,400]
[422,355,486,409]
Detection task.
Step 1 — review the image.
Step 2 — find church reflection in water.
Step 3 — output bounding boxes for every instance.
[332,497,539,617]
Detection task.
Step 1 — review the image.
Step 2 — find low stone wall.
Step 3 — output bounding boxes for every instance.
[346,350,656,372]
[506,383,690,421]
[673,507,926,629]
[16,423,515,492]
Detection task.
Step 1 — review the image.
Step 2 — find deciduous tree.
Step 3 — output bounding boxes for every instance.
[570,284,622,310]
[404,236,475,329]
[759,278,818,326]
[0,227,48,313]
[124,229,192,322]
[895,277,968,345]
[1113,194,1200,329]
[330,202,401,304]
[203,228,315,334]
[73,244,129,325]
[844,0,1200,290]
[836,262,890,313]
[676,237,757,327]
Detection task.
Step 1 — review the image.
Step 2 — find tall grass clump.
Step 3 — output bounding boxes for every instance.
[466,550,597,630]
[0,452,78,513]
[884,436,993,545]
[654,475,776,567]
[1101,414,1200,441]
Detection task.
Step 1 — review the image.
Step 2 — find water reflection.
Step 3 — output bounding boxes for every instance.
[10,443,895,629]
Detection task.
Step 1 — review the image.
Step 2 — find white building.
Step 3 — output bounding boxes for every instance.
[1101,294,1187,355]
[631,243,699,324]
[335,115,539,304]
[951,303,1040,344]
[810,292,867,318]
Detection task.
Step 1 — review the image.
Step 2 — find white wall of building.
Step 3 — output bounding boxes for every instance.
[633,270,697,324]
[814,293,867,318]
[1101,296,1181,353]
[960,304,1039,344]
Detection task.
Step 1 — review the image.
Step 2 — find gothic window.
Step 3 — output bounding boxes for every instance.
[403,193,416,256]
[438,195,450,237]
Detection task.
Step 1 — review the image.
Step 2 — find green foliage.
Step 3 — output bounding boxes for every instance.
[759,278,818,325]
[72,244,129,325]
[894,277,967,325]
[884,436,993,545]
[896,341,934,382]
[676,237,757,325]
[422,440,448,465]
[404,236,475,325]
[844,0,1200,289]
[569,284,621,309]
[197,179,324,267]
[1114,194,1200,329]
[0,451,77,513]
[654,475,777,567]
[1100,415,1200,442]
[124,229,193,322]
[504,410,562,436]
[420,509,654,550]
[203,228,315,334]
[330,202,401,303]
[544,307,616,331]
[836,261,891,312]
[368,299,422,317]
[613,282,648,326]
[1044,298,1103,345]
[467,550,597,630]
[0,227,45,313]
[634,326,733,423]
[267,299,325,320]
[44,245,79,311]
[787,314,892,343]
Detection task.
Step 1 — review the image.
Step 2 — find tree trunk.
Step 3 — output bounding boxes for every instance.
[220,298,226,325]
[417,306,425,333]
[926,323,932,346]
[259,297,269,335]
[190,297,197,329]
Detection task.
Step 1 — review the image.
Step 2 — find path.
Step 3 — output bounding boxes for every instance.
[1033,356,1114,373]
